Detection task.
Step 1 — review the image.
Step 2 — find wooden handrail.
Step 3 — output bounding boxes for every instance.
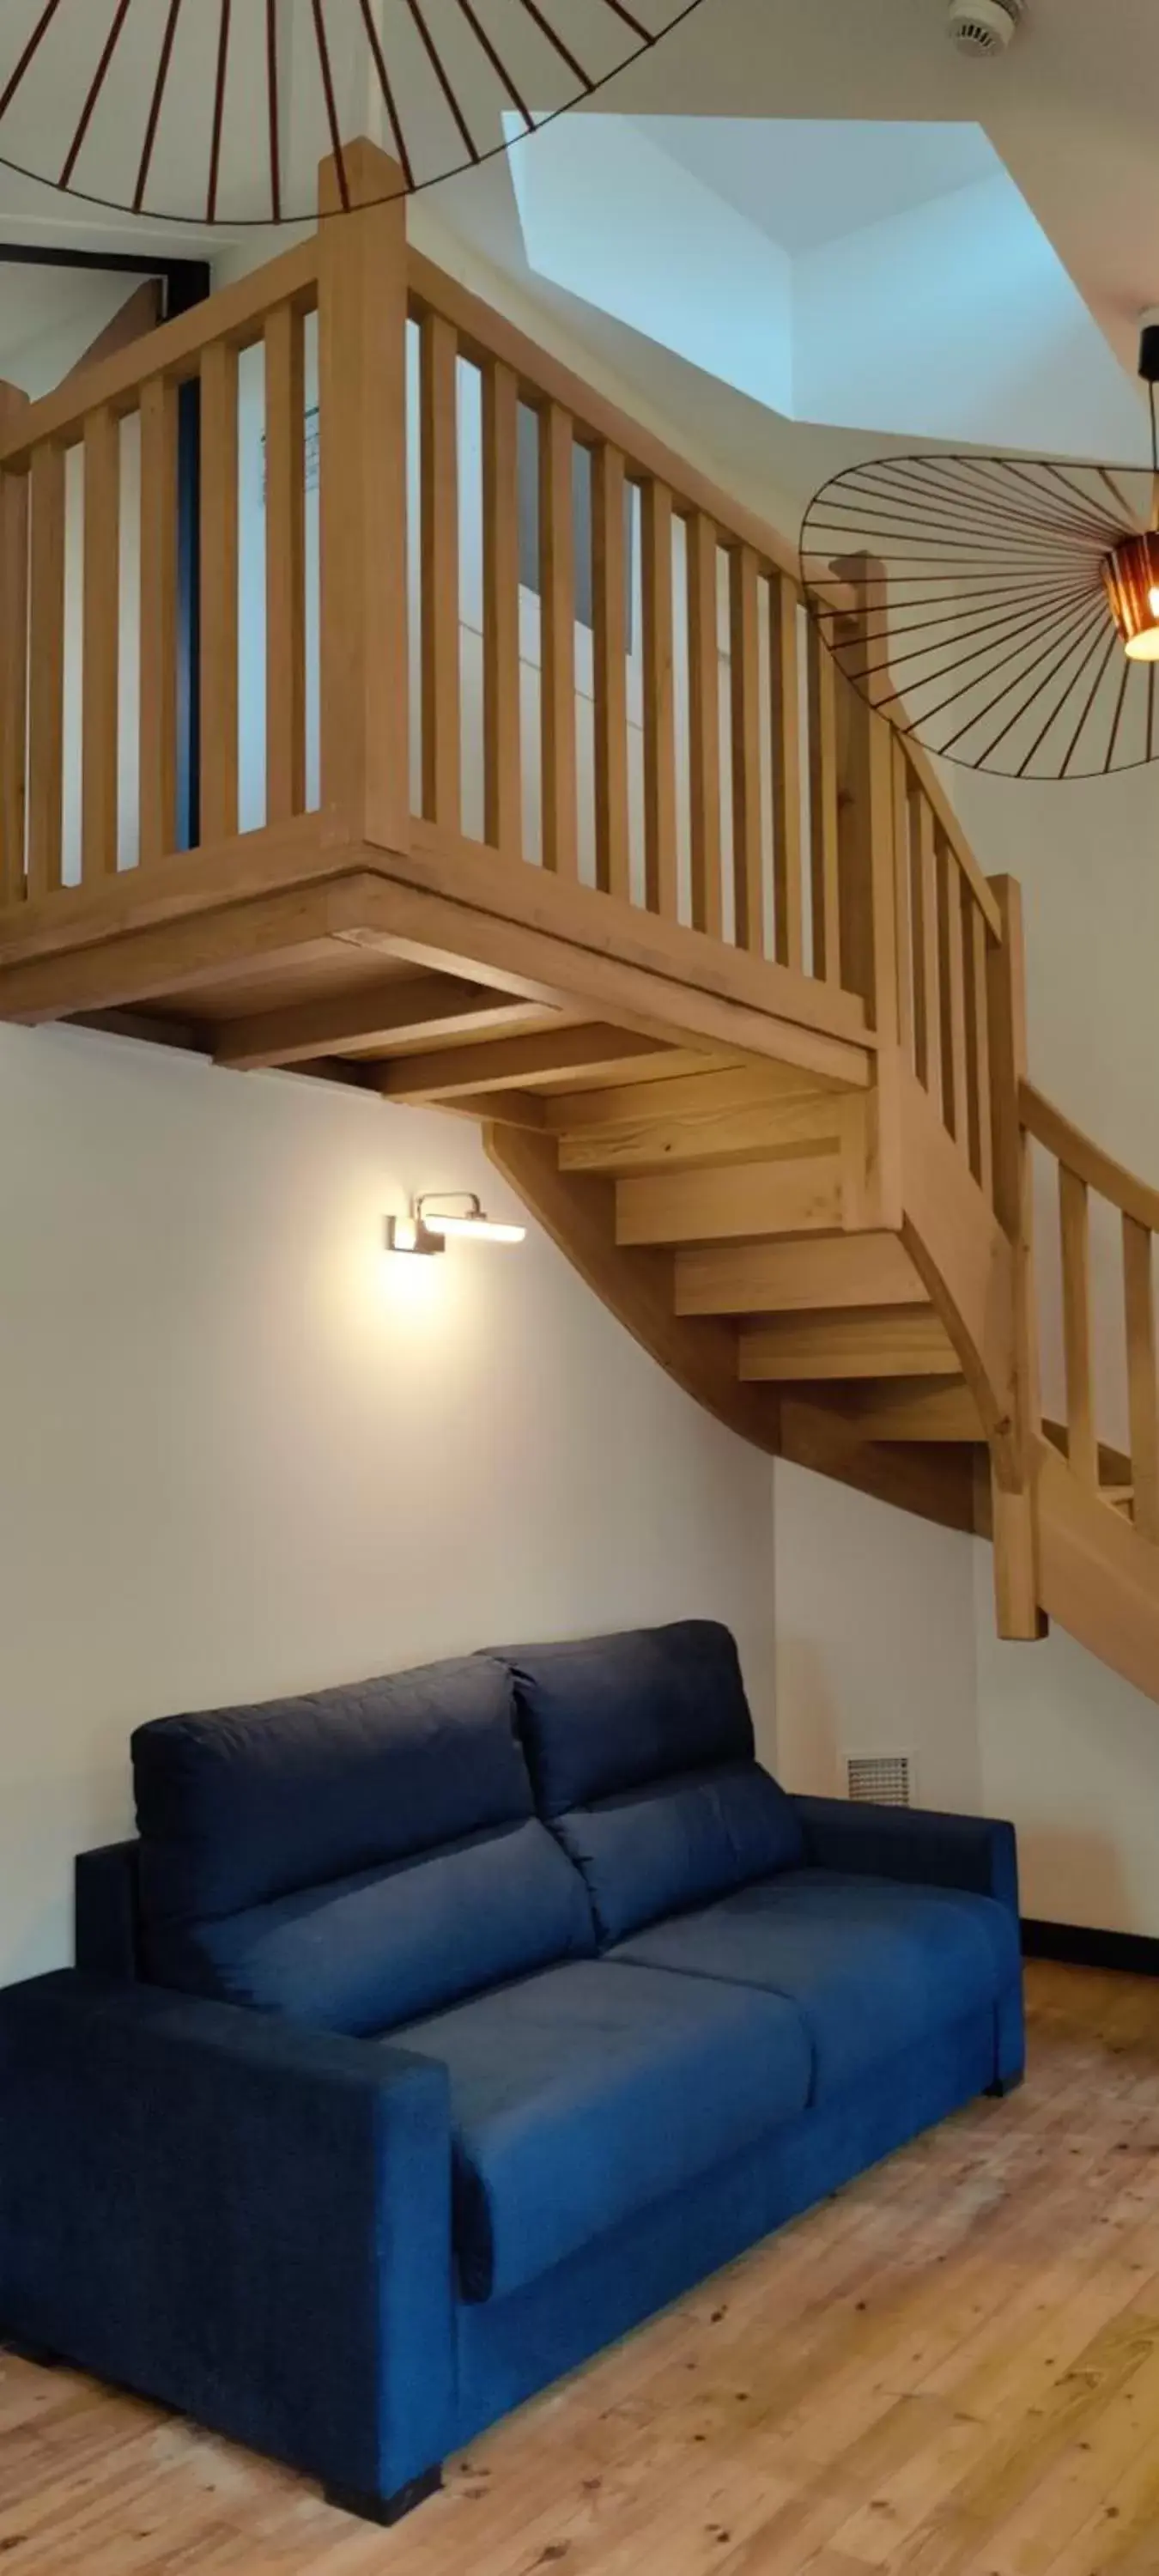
[407,248,849,598]
[1020,1081,1159,1235]
[895,736,1002,940]
[0,237,319,467]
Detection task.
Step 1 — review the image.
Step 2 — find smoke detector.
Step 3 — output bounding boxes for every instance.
[947,0,1022,54]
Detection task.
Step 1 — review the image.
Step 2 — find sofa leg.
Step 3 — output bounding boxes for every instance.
[986,2071,1025,2098]
[325,2467,443,2526]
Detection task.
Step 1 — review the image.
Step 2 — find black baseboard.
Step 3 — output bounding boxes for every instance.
[1022,1917,1159,1976]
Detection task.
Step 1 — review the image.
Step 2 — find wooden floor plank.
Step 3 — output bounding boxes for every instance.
[6,1966,1159,2575]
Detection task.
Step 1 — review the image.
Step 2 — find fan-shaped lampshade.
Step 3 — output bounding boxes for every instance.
[801,453,1159,783]
[0,0,705,226]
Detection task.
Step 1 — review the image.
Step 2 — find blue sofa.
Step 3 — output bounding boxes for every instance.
[0,1622,1023,2525]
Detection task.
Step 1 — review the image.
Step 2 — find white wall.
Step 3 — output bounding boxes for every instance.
[773,1462,981,1817]
[0,1022,776,1990]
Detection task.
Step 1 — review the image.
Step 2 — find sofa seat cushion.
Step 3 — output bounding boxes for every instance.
[391,1958,811,2301]
[165,1819,594,2034]
[610,1870,1022,2100]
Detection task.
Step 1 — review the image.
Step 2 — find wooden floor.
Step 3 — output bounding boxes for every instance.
[6,1963,1159,2575]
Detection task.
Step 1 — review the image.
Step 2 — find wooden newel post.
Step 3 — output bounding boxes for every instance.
[986,872,1047,1639]
[0,380,29,908]
[318,141,410,853]
[829,551,898,1042]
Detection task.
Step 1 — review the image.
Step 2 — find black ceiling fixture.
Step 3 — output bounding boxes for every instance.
[799,327,1159,784]
[0,0,708,228]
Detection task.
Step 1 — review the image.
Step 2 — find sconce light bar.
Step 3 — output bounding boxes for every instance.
[386,1194,526,1255]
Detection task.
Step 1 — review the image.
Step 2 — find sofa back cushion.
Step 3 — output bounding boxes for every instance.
[153,1820,593,2033]
[132,1655,595,2026]
[497,1623,806,1944]
[502,1621,756,1815]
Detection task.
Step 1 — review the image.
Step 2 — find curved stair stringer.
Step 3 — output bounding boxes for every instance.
[1035,1436,1159,1702]
[485,1119,983,1537]
[894,1065,1019,1491]
[484,1121,783,1461]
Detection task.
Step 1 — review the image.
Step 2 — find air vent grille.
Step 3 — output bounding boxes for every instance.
[846,1753,914,1807]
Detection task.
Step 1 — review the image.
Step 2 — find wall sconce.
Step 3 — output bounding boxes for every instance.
[385,1194,526,1256]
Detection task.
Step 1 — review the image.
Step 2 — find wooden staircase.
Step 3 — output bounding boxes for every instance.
[0,138,1156,1698]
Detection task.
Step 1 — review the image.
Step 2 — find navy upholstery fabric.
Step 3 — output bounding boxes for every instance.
[0,1625,1023,2509]
[392,1957,811,2301]
[792,1795,1020,1917]
[133,1653,525,1931]
[0,1971,454,2500]
[164,1820,594,2032]
[499,1621,760,1815]
[554,1760,806,1946]
[495,1623,804,1941]
[75,1842,142,1980]
[454,1999,999,2449]
[610,1868,1022,2098]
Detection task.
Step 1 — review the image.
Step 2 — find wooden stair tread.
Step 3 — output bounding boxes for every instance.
[737,1305,959,1385]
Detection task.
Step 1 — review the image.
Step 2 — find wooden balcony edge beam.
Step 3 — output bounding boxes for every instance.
[0,815,347,974]
[0,876,382,1023]
[334,876,872,1089]
[396,819,872,1061]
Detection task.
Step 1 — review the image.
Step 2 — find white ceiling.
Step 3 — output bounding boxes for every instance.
[586,0,1159,376]
[645,113,999,253]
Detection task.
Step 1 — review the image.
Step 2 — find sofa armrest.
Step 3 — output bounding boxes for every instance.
[791,1797,1020,1920]
[0,1971,453,2504]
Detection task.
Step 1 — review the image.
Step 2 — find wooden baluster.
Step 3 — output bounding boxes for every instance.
[806,617,839,985]
[686,510,721,939]
[828,556,898,1037]
[986,874,1046,1637]
[0,385,30,905]
[1059,1165,1098,1492]
[419,309,460,835]
[539,400,577,879]
[768,574,803,972]
[963,903,994,1200]
[264,303,306,827]
[26,439,65,898]
[482,360,520,859]
[730,544,764,956]
[911,793,942,1120]
[938,829,968,1146]
[1123,1216,1159,1540]
[592,440,630,902]
[640,477,676,920]
[198,338,239,845]
[891,742,914,1067]
[138,375,178,865]
[318,141,410,848]
[82,405,120,884]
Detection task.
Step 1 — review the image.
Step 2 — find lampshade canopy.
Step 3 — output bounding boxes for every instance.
[0,0,706,227]
[801,453,1159,783]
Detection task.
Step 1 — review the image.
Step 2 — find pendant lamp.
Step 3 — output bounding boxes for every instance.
[0,0,706,227]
